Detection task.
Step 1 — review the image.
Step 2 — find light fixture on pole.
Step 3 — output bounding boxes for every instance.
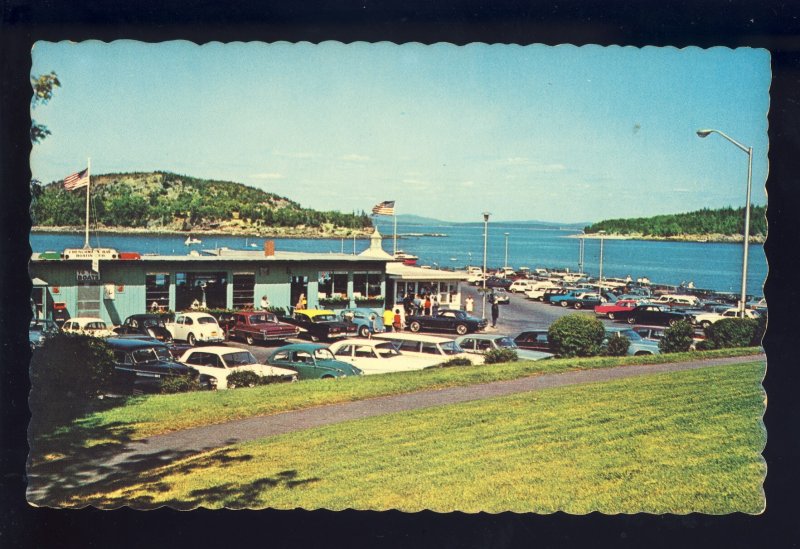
[598,230,606,295]
[578,230,585,274]
[482,212,490,319]
[697,128,753,318]
[503,232,510,270]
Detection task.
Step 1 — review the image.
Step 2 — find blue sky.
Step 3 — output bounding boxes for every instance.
[31,41,770,223]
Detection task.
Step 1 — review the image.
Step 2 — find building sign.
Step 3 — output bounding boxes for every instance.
[63,248,119,260]
[77,270,101,282]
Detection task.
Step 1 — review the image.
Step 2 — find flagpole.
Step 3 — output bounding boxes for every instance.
[84,157,91,249]
[393,203,397,256]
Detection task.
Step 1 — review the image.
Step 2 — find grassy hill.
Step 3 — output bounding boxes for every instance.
[584,206,766,242]
[31,171,372,236]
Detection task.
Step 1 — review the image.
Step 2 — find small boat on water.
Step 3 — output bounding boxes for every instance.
[394,250,419,265]
[185,236,202,245]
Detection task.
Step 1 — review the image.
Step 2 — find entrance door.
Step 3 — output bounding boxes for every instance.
[290,275,308,310]
[77,285,101,317]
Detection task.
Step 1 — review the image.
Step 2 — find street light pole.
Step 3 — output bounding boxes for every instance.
[697,129,753,318]
[503,232,510,270]
[598,231,605,295]
[578,230,585,274]
[482,212,490,319]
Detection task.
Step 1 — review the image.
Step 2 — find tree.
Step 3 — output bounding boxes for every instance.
[30,71,61,143]
[548,314,605,357]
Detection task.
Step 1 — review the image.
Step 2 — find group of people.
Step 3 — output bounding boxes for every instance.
[400,293,441,317]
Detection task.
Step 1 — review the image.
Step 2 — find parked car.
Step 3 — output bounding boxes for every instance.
[594,299,641,320]
[107,337,215,393]
[328,338,441,374]
[651,294,701,308]
[508,280,533,293]
[624,305,695,326]
[164,312,225,345]
[405,309,488,335]
[227,311,300,345]
[631,325,667,342]
[542,287,570,303]
[266,343,363,379]
[372,333,482,364]
[513,330,552,353]
[29,319,59,350]
[603,327,661,356]
[483,276,514,289]
[455,334,553,360]
[61,316,116,338]
[525,286,560,301]
[178,346,297,389]
[489,288,510,304]
[549,290,590,308]
[113,314,174,342]
[339,308,386,337]
[282,309,357,342]
[692,307,761,329]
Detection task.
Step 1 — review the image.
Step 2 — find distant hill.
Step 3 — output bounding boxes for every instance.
[31,171,372,236]
[584,206,766,240]
[394,214,451,225]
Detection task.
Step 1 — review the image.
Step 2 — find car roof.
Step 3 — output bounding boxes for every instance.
[183,346,251,355]
[127,314,161,319]
[373,333,455,343]
[456,334,509,341]
[67,316,105,323]
[106,338,169,350]
[269,343,328,353]
[299,309,336,317]
[329,338,393,348]
[177,312,217,318]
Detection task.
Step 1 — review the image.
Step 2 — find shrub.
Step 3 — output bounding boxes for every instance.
[159,375,204,394]
[427,357,473,369]
[659,320,695,353]
[705,317,759,349]
[483,348,518,364]
[29,333,115,427]
[751,314,767,346]
[226,370,288,388]
[605,335,630,356]
[695,339,715,351]
[548,314,605,357]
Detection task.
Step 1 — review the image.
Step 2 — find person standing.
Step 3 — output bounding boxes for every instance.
[491,299,500,328]
[260,295,270,310]
[465,295,474,314]
[383,307,395,332]
[413,294,422,315]
[423,295,432,315]
[431,296,440,316]
[296,293,307,311]
[393,308,403,332]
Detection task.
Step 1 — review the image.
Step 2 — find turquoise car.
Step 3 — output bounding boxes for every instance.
[266,343,363,380]
[338,308,385,338]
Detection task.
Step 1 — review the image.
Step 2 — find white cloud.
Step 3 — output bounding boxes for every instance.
[340,153,371,162]
[251,172,284,180]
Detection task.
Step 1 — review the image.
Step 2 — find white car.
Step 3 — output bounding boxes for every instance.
[61,317,116,338]
[455,334,554,361]
[508,280,533,293]
[165,312,225,345]
[490,288,510,304]
[525,286,559,301]
[328,338,442,375]
[372,333,483,365]
[693,307,761,328]
[179,346,297,389]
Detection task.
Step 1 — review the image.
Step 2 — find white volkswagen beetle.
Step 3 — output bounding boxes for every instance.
[61,317,116,338]
[165,312,225,345]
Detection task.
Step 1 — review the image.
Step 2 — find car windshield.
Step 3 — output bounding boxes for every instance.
[85,322,107,330]
[312,314,338,322]
[313,348,336,361]
[222,351,257,367]
[197,316,218,324]
[494,337,518,348]
[375,343,401,359]
[131,347,170,363]
[609,329,643,341]
[441,341,464,355]
[142,318,164,328]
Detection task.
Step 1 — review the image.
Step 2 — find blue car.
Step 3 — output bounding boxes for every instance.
[603,327,661,356]
[338,308,385,338]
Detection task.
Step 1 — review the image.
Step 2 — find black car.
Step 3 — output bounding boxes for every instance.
[281,310,358,342]
[513,330,552,353]
[483,276,514,289]
[624,305,694,327]
[107,338,214,393]
[29,319,59,351]
[406,309,488,335]
[114,314,174,342]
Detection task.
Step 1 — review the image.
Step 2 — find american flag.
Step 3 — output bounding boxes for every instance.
[371,200,395,216]
[63,168,90,191]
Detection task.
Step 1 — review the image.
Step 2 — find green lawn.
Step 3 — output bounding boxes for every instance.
[65,361,766,513]
[38,348,761,451]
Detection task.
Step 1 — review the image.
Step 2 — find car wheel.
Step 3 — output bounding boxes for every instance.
[409,321,421,333]
[627,317,636,325]
[187,333,196,345]
[321,375,335,380]
[245,334,255,345]
[455,324,468,335]
[358,325,370,338]
[537,297,544,302]
[560,301,568,308]
[607,312,615,320]
[574,302,583,309]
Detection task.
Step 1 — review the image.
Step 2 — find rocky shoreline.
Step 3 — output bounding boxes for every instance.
[566,232,765,244]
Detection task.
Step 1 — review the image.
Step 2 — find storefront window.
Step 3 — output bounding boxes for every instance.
[232,273,255,310]
[318,271,349,299]
[353,272,383,299]
[146,273,170,311]
[175,271,228,311]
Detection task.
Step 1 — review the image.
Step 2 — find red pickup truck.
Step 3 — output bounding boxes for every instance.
[227,311,300,345]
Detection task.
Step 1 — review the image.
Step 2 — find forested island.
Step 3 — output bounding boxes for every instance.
[583,206,766,243]
[30,171,373,237]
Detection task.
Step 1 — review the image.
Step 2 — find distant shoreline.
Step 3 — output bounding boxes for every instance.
[31,225,375,240]
[566,232,765,244]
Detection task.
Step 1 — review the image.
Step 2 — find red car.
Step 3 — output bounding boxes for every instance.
[594,299,641,320]
[227,311,300,345]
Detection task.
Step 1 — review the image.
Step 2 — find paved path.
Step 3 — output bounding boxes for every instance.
[27,353,763,504]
